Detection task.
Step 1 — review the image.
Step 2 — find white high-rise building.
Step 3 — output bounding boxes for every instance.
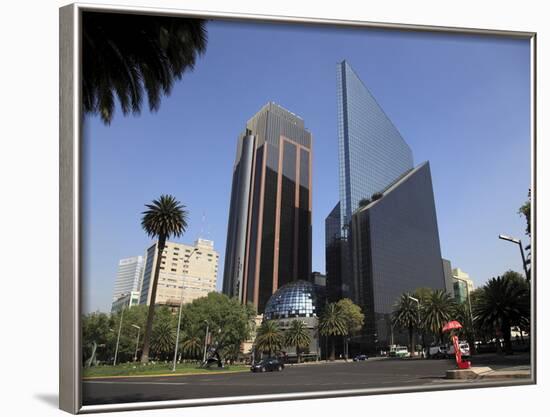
[452,268,475,293]
[452,267,475,303]
[112,256,144,301]
[139,239,219,307]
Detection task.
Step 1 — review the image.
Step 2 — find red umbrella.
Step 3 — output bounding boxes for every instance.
[442,320,463,332]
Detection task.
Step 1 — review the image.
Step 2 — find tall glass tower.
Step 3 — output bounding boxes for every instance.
[327,61,446,353]
[336,60,413,228]
[327,61,414,300]
[223,103,313,313]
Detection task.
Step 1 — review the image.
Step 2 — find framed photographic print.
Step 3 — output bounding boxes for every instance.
[59,2,536,413]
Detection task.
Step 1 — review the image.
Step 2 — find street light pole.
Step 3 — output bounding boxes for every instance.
[131,324,140,362]
[172,248,198,372]
[498,234,530,282]
[454,276,476,354]
[202,320,209,364]
[113,306,125,366]
[407,295,420,356]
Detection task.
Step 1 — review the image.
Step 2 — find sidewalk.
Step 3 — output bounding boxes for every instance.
[286,357,388,366]
[446,365,531,380]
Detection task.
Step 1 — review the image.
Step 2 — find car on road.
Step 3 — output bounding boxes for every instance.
[250,357,285,373]
[428,345,448,359]
[389,346,410,358]
[353,354,368,361]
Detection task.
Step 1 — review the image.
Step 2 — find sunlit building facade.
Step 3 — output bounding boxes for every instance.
[112,256,144,302]
[139,239,219,307]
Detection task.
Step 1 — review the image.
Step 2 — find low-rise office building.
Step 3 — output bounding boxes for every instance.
[111,291,141,313]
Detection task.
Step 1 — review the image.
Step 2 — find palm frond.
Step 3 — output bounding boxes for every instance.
[82,12,207,124]
[141,194,188,240]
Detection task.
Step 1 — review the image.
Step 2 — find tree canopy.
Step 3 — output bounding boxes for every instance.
[473,272,529,353]
[336,298,364,334]
[180,292,256,361]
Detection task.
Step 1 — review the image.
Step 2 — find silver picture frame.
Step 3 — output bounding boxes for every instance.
[59,2,537,413]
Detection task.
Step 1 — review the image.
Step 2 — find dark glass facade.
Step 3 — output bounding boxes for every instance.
[139,244,157,305]
[442,258,455,296]
[350,162,446,353]
[223,103,313,313]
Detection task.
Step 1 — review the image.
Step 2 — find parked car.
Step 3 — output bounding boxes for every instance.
[448,341,470,358]
[428,345,448,359]
[353,354,368,361]
[389,346,409,358]
[250,357,285,373]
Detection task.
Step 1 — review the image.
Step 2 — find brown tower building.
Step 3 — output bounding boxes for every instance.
[223,102,313,313]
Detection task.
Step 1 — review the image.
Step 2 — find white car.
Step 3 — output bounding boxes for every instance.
[428,345,448,359]
[448,341,470,358]
[389,346,410,358]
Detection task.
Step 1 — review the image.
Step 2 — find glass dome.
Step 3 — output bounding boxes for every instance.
[263,280,325,320]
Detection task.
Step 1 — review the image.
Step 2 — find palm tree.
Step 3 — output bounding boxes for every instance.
[255,320,284,358]
[474,275,529,354]
[392,293,419,355]
[150,321,175,360]
[180,326,203,361]
[83,12,207,124]
[422,289,456,344]
[318,303,347,361]
[284,320,311,363]
[140,195,188,363]
[413,288,433,352]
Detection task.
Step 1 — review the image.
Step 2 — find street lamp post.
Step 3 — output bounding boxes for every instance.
[407,295,420,357]
[202,320,209,364]
[454,276,476,354]
[131,324,140,362]
[498,234,530,282]
[172,248,198,372]
[113,306,125,366]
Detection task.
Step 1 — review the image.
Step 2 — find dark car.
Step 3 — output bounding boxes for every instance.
[250,357,285,373]
[353,354,368,361]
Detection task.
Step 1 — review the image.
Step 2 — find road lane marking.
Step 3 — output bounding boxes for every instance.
[84,381,190,385]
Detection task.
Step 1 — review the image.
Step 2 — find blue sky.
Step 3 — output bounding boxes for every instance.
[82,20,531,313]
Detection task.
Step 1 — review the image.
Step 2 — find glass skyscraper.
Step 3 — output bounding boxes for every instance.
[350,162,446,352]
[336,60,413,228]
[223,103,313,313]
[327,61,445,353]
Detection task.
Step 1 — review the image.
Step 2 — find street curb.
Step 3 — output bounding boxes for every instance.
[445,367,531,380]
[82,369,248,380]
[478,371,531,380]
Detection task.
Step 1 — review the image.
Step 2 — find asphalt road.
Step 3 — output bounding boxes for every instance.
[82,354,531,406]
